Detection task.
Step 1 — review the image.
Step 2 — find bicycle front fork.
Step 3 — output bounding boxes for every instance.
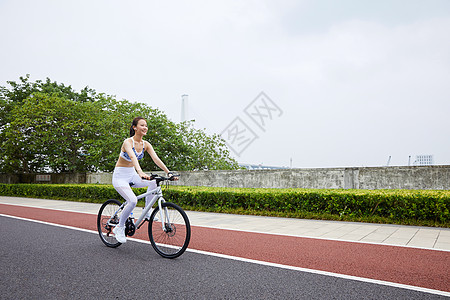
[157,197,171,231]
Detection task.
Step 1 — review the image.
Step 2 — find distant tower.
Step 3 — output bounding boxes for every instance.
[386,155,391,166]
[181,94,188,122]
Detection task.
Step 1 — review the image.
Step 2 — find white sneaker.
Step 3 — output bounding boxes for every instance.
[113,226,126,243]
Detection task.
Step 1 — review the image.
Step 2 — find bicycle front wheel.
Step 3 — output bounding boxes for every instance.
[148,202,191,259]
[97,199,123,248]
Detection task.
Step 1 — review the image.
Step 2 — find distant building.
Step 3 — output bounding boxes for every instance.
[239,163,289,170]
[414,155,434,166]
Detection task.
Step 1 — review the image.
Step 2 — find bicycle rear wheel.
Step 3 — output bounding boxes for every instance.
[148,202,191,259]
[97,199,123,248]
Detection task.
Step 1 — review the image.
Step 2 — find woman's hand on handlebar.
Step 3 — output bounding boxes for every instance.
[140,171,179,181]
[167,171,179,181]
[139,171,152,180]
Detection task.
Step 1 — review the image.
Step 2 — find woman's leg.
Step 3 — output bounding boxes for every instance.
[112,167,139,230]
[130,173,157,208]
[130,174,157,218]
[114,186,138,227]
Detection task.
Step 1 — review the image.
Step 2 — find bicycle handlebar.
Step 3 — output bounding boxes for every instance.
[142,173,180,184]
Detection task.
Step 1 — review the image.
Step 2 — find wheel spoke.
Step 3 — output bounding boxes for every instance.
[148,202,191,258]
[97,199,123,248]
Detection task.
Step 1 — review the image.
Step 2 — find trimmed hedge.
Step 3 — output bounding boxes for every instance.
[0,184,122,203]
[164,186,450,226]
[1,184,449,227]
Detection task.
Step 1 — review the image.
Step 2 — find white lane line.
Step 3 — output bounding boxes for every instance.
[0,202,100,215]
[1,213,449,298]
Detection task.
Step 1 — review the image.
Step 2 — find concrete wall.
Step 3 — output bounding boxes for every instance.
[0,173,86,184]
[1,165,449,190]
[168,165,450,190]
[357,166,450,190]
[86,172,112,185]
[171,168,345,189]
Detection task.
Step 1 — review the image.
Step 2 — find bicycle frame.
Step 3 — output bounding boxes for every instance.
[113,184,168,231]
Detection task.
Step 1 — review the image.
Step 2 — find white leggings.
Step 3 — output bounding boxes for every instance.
[112,167,157,227]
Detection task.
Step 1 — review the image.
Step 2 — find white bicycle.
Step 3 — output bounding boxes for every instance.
[97,174,191,259]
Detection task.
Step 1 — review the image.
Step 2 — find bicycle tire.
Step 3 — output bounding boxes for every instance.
[97,199,123,248]
[148,202,191,259]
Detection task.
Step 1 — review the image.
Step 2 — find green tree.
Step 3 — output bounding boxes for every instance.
[2,92,101,172]
[0,75,239,173]
[0,74,96,129]
[172,121,238,170]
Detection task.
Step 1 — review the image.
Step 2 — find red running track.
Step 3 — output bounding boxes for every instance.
[1,203,449,292]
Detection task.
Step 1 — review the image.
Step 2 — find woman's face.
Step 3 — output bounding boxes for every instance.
[134,119,148,136]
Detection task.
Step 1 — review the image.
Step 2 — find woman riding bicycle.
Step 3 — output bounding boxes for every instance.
[112,116,177,243]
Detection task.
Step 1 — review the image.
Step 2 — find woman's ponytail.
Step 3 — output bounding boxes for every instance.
[129,125,135,137]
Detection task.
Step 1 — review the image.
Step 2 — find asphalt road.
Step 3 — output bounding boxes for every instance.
[1,215,447,299]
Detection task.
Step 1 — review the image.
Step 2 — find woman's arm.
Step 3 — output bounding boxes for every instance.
[145,141,171,174]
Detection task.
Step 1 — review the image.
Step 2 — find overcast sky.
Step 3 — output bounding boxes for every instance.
[1,0,449,168]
